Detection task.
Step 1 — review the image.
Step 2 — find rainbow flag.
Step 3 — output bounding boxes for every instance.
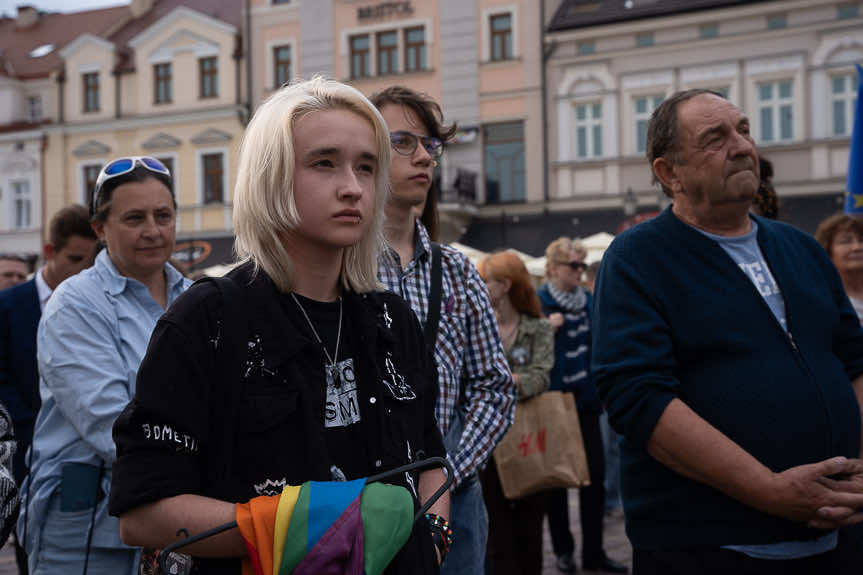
[236,479,415,575]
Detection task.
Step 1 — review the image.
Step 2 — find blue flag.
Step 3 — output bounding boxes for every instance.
[844,64,863,214]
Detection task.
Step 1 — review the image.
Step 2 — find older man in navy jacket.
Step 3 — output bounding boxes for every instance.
[593,89,863,574]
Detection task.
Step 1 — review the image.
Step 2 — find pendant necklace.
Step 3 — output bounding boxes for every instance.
[290,293,343,382]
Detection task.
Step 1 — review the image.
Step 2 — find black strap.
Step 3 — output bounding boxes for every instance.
[81,461,104,575]
[424,242,443,354]
[204,276,247,499]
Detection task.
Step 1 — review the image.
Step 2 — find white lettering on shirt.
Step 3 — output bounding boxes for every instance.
[141,422,199,453]
[325,358,361,428]
[738,262,780,297]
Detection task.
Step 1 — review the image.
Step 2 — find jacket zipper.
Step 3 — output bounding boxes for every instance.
[735,245,835,457]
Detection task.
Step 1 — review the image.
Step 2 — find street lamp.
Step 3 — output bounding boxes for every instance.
[623,187,638,217]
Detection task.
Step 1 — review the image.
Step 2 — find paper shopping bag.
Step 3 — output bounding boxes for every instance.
[493,391,590,499]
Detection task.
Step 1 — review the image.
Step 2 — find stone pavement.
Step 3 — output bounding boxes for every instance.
[0,489,633,574]
[541,491,631,574]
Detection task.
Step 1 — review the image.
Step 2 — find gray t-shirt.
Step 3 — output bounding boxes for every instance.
[693,219,837,559]
[699,221,787,331]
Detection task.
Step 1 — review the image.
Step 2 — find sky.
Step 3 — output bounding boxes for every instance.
[0,0,129,16]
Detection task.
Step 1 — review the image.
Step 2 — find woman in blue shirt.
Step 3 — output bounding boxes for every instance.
[18,157,190,575]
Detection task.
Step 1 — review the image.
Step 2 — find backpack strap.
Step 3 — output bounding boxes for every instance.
[424,242,443,354]
[200,275,247,500]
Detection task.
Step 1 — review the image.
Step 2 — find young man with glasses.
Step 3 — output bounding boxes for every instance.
[373,86,515,575]
[539,237,628,574]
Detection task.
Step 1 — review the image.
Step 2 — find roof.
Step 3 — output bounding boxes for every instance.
[0,6,128,80]
[109,0,242,72]
[0,1,242,80]
[548,0,771,32]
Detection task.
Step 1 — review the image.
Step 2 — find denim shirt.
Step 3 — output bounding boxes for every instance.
[18,249,189,555]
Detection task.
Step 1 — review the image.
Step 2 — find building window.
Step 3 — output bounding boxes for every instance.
[377,31,398,76]
[577,40,595,55]
[199,57,218,99]
[758,80,794,143]
[699,23,718,39]
[82,72,99,112]
[634,95,664,154]
[574,102,602,159]
[154,63,172,104]
[484,122,525,203]
[11,181,31,229]
[832,74,859,136]
[490,13,513,61]
[27,95,42,123]
[838,3,859,19]
[83,164,102,207]
[273,45,292,88]
[202,153,224,203]
[767,13,787,29]
[709,86,730,100]
[636,32,654,47]
[404,27,426,72]
[350,34,370,79]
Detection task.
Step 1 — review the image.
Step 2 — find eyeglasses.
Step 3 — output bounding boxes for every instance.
[390,131,443,158]
[93,156,171,213]
[556,260,587,271]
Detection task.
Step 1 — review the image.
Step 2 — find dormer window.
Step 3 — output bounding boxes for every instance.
[82,72,99,112]
[199,57,218,99]
[154,63,172,104]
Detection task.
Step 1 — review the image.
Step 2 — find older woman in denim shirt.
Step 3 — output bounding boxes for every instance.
[18,157,190,575]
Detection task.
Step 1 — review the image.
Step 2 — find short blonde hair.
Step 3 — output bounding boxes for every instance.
[233,76,391,293]
[544,237,585,277]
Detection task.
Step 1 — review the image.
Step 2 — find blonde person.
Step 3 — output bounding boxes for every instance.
[539,237,626,574]
[18,157,190,574]
[108,78,449,574]
[477,251,554,575]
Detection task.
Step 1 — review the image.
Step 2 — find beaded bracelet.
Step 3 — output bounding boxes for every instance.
[425,513,453,559]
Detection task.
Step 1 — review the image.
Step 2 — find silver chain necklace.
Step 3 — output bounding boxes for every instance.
[290,292,343,366]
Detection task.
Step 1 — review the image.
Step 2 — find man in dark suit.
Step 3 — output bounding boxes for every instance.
[0,204,96,574]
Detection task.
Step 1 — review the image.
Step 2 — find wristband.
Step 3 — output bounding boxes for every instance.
[425,513,453,559]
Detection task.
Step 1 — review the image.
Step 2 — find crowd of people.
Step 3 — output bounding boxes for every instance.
[0,79,860,575]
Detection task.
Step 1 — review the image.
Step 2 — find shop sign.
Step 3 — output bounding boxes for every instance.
[172,240,212,268]
[357,1,413,21]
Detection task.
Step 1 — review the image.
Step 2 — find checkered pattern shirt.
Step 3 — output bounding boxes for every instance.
[378,222,515,486]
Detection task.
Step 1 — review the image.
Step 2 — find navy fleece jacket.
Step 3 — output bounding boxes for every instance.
[538,285,602,412]
[592,207,863,550]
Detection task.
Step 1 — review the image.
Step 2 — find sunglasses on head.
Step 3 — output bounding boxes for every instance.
[390,131,443,158]
[92,156,171,213]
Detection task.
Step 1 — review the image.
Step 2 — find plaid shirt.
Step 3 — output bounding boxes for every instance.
[378,222,515,486]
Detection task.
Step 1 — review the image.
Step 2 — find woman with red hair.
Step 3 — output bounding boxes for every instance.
[477,251,554,575]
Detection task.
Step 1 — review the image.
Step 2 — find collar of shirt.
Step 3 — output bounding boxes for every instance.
[94,249,187,297]
[35,268,52,312]
[382,219,432,273]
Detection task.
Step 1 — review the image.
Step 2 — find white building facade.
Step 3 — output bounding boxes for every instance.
[544,0,861,234]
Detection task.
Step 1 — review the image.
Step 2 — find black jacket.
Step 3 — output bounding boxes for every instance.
[110,263,445,574]
[0,279,41,483]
